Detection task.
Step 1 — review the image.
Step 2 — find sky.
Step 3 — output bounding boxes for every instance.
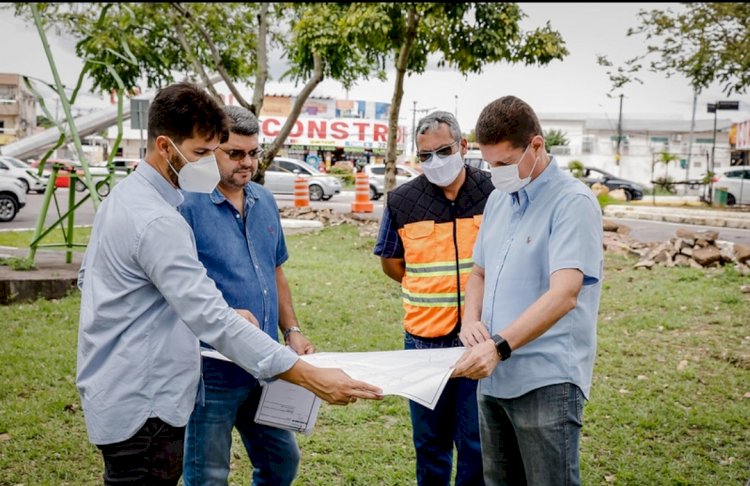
[1,3,749,133]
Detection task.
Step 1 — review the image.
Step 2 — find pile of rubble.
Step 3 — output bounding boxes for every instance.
[603,219,750,275]
[279,207,380,238]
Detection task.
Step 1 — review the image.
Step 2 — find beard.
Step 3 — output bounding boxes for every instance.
[165,153,185,188]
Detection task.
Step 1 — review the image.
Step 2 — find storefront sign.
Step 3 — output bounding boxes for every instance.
[734,119,750,150]
[259,117,405,150]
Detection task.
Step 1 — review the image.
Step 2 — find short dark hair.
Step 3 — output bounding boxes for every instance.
[223,105,260,137]
[147,81,228,146]
[475,96,542,149]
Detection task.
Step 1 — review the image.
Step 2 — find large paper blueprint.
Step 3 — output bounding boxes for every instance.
[299,347,467,410]
[202,346,467,410]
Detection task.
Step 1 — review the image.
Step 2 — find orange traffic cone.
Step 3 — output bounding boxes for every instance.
[294,176,310,208]
[351,171,374,213]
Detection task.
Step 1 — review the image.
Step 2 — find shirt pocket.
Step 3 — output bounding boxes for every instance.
[403,220,435,240]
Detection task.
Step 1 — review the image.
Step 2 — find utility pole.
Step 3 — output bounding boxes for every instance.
[454,94,458,120]
[410,102,435,156]
[685,90,697,195]
[411,101,417,155]
[615,93,623,176]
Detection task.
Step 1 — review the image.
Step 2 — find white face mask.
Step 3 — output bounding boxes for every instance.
[490,145,538,193]
[166,138,220,193]
[421,151,464,187]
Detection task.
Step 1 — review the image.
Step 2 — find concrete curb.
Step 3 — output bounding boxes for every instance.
[604,205,750,230]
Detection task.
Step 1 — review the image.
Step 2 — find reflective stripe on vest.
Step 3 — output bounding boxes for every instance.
[397,215,482,338]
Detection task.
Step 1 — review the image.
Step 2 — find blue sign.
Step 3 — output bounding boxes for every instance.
[306,154,320,167]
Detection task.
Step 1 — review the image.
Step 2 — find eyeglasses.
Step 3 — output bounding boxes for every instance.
[218,147,265,161]
[417,141,459,163]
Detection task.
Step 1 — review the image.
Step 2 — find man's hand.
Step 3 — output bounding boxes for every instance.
[451,340,500,380]
[234,308,259,328]
[459,319,491,348]
[280,360,383,406]
[287,332,315,355]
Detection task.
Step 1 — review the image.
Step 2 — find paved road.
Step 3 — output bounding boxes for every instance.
[4,190,750,245]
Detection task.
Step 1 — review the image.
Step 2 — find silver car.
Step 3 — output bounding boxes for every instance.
[0,155,47,194]
[0,174,27,222]
[364,164,421,200]
[264,157,341,201]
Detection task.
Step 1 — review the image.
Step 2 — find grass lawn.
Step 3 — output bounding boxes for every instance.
[0,224,748,484]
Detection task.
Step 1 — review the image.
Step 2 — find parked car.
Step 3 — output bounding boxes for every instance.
[29,158,115,196]
[364,164,421,200]
[104,157,140,173]
[264,157,341,201]
[712,165,750,206]
[563,166,644,200]
[0,174,27,222]
[464,150,490,172]
[0,155,47,194]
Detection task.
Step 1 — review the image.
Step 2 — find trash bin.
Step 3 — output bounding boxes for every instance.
[714,187,728,206]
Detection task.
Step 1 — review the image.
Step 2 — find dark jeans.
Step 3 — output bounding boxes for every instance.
[478,383,585,486]
[97,417,185,485]
[405,332,485,486]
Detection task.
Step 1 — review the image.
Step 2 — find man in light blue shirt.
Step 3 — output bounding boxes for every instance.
[76,82,381,485]
[452,95,603,486]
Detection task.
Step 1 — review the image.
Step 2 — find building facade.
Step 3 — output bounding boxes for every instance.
[0,73,37,146]
[538,113,735,187]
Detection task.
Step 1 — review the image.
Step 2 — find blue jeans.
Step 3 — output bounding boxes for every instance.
[478,383,585,486]
[405,332,484,486]
[182,372,300,486]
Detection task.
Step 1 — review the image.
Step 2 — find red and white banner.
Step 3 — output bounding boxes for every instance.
[259,116,405,150]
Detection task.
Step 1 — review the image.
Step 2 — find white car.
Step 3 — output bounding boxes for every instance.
[0,174,27,222]
[364,164,421,200]
[464,150,490,172]
[265,157,341,201]
[0,155,47,194]
[712,165,750,206]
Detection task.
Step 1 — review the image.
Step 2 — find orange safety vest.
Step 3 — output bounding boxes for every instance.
[386,166,495,338]
[398,215,483,337]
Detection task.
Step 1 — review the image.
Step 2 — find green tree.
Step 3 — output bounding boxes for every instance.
[543,128,569,153]
[341,3,568,195]
[9,3,383,183]
[602,3,750,96]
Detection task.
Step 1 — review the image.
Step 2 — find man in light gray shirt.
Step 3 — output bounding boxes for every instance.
[76,82,382,485]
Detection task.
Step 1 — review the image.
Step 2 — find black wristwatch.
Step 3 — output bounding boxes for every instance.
[492,334,512,361]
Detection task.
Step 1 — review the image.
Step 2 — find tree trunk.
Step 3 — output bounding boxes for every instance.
[250,3,269,116]
[172,12,223,103]
[254,53,324,185]
[384,6,419,199]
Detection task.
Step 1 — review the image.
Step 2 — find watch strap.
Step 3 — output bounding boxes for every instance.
[492,334,512,361]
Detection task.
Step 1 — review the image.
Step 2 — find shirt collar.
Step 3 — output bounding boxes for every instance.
[136,160,184,207]
[518,156,559,202]
[208,182,260,205]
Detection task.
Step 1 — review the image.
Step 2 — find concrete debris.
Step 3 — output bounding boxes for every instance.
[279,207,380,238]
[602,219,750,271]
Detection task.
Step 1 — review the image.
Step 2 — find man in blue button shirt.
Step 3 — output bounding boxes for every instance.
[76,82,382,485]
[452,95,603,485]
[179,105,313,485]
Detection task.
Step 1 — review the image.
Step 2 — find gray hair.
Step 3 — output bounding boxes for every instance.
[416,111,462,143]
[223,105,260,137]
